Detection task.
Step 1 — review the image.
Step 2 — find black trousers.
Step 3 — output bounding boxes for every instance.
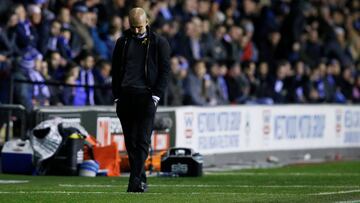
[116,88,156,184]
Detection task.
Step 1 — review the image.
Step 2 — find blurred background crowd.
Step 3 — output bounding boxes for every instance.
[0,0,359,111]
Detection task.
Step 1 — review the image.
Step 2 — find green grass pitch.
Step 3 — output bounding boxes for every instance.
[0,161,359,202]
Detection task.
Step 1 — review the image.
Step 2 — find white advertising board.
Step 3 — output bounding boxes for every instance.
[175,105,360,155]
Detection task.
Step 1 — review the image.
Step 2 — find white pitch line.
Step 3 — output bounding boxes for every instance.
[0,191,141,195]
[0,180,29,184]
[205,172,360,176]
[0,191,298,196]
[59,184,360,189]
[335,200,360,203]
[59,184,120,188]
[312,189,360,196]
[150,185,360,188]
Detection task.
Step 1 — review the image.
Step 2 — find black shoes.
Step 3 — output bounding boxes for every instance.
[127,178,148,193]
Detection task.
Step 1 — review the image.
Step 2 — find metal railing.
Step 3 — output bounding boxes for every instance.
[8,78,169,106]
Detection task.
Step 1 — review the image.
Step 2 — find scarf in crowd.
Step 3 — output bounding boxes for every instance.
[28,69,50,99]
[19,47,50,101]
[73,68,95,105]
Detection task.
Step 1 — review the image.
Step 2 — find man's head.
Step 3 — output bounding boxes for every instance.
[129,7,148,37]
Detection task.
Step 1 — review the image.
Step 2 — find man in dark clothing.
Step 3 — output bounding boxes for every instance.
[111,7,170,193]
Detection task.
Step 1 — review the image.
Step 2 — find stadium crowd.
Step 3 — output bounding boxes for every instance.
[0,0,359,111]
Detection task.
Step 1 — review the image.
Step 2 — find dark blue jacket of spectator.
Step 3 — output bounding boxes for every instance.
[90,27,109,60]
[57,36,73,60]
[277,1,305,59]
[34,19,51,55]
[15,20,37,50]
[93,68,112,105]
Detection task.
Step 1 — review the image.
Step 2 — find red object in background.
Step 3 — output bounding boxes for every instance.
[241,41,254,62]
[93,142,121,176]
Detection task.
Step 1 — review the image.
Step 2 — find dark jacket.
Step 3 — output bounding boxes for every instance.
[111,27,171,99]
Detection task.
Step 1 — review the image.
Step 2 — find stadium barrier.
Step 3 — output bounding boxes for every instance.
[33,106,177,154]
[174,105,360,154]
[2,104,360,166]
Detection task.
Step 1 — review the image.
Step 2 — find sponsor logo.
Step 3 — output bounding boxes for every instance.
[335,109,342,135]
[343,110,360,144]
[274,115,325,140]
[171,163,188,174]
[184,112,194,139]
[262,110,271,136]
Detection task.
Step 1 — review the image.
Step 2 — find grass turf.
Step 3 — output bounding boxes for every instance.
[0,161,359,203]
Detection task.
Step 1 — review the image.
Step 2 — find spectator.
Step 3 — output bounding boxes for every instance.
[13,4,37,50]
[87,7,109,60]
[70,2,93,51]
[0,25,13,104]
[270,61,290,103]
[224,61,249,104]
[243,61,259,100]
[62,62,80,105]
[57,6,82,58]
[308,86,322,103]
[222,25,242,63]
[183,60,216,105]
[105,0,128,18]
[152,0,174,28]
[38,59,62,105]
[166,56,188,106]
[74,51,96,105]
[45,50,66,81]
[18,47,51,107]
[258,30,281,73]
[209,61,229,105]
[175,0,198,23]
[209,24,227,63]
[240,20,258,62]
[12,62,33,111]
[256,62,273,104]
[57,27,73,60]
[325,60,341,102]
[287,61,310,103]
[94,60,113,105]
[4,12,21,57]
[177,17,211,64]
[44,20,62,54]
[197,0,211,20]
[277,0,306,60]
[28,4,50,55]
[352,74,360,103]
[0,0,359,109]
[339,67,354,102]
[105,15,123,60]
[303,27,322,69]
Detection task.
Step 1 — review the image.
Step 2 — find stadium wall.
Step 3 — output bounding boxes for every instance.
[34,105,360,166]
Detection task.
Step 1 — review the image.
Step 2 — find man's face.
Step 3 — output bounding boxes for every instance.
[83,56,95,70]
[129,16,147,37]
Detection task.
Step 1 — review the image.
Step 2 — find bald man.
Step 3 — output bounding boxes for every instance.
[111,8,170,192]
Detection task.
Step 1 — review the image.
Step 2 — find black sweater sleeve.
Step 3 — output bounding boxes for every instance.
[153,36,171,98]
[111,38,123,99]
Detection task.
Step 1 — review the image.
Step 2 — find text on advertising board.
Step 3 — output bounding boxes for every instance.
[274,115,325,140]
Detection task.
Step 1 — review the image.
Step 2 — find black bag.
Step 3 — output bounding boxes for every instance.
[161,147,203,177]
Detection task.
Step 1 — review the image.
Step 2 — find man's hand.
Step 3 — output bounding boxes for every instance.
[152,95,160,106]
